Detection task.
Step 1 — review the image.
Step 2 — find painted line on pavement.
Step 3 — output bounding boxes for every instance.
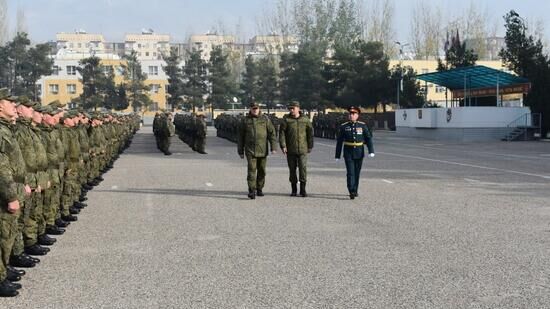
[378,151,550,180]
[317,142,550,180]
[382,179,394,184]
[205,182,213,187]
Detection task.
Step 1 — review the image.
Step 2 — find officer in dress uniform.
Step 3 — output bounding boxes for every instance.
[334,106,375,200]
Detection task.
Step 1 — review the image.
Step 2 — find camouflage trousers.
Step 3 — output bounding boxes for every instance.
[0,207,18,281]
[286,154,308,184]
[246,155,267,191]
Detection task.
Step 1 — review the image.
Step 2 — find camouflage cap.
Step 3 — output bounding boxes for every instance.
[48,100,67,109]
[287,101,300,108]
[0,88,18,102]
[17,96,37,108]
[42,106,58,116]
[249,102,259,108]
[33,104,46,113]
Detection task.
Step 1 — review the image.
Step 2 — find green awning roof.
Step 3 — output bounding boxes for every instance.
[416,65,529,90]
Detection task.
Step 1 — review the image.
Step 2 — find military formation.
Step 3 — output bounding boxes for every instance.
[0,88,140,297]
[313,112,374,139]
[153,112,176,155]
[173,114,208,154]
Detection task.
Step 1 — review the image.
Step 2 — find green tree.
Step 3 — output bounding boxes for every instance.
[163,49,185,111]
[1,32,30,94]
[437,30,478,71]
[240,55,258,107]
[20,43,54,100]
[352,41,391,113]
[77,56,106,110]
[122,51,151,113]
[280,44,324,111]
[500,10,550,135]
[256,56,279,113]
[182,48,208,113]
[390,65,425,108]
[208,46,236,112]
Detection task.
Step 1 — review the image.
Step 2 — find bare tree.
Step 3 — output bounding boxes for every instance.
[365,0,396,57]
[409,1,442,60]
[16,6,27,35]
[0,0,8,44]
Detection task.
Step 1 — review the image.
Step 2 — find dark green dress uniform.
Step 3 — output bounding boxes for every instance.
[335,113,374,199]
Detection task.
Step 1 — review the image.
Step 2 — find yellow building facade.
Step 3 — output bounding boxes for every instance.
[39,51,168,115]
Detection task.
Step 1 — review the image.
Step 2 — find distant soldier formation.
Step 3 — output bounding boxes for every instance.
[0,88,140,297]
[152,112,176,155]
[173,114,208,154]
[313,112,374,139]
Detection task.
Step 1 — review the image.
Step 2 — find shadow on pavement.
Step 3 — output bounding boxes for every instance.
[94,188,351,201]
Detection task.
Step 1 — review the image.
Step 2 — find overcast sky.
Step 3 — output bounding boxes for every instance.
[5,0,550,43]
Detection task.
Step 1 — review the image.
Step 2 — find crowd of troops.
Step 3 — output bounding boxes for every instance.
[0,88,140,297]
[152,112,176,155]
[173,114,207,154]
[312,112,374,139]
[215,113,282,143]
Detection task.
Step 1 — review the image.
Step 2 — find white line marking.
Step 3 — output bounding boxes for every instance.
[382,179,394,184]
[464,178,480,183]
[378,151,550,180]
[317,142,550,180]
[205,182,213,187]
[111,185,118,190]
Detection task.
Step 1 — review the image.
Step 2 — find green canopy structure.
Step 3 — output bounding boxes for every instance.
[416,65,530,107]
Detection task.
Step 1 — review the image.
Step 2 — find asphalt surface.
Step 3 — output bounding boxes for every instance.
[3,126,550,308]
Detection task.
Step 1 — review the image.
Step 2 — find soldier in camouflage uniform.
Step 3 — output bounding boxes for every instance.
[237,103,277,199]
[0,89,26,297]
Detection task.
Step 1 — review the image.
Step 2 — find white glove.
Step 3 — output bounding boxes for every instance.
[368,153,375,158]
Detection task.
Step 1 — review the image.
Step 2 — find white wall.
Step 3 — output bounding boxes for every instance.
[395,107,531,129]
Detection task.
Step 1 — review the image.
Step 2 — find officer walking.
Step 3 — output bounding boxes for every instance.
[335,106,375,200]
[237,102,277,199]
[279,101,313,197]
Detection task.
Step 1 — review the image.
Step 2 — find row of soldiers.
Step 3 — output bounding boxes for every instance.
[173,114,207,154]
[152,112,175,155]
[0,88,140,297]
[215,113,282,143]
[312,112,374,139]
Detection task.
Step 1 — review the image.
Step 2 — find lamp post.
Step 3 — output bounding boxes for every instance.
[395,41,409,110]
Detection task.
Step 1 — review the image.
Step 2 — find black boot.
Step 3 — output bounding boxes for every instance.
[350,193,355,200]
[9,255,36,268]
[247,189,256,200]
[7,266,25,276]
[0,280,19,297]
[290,183,297,197]
[38,234,56,246]
[69,207,80,214]
[22,254,40,264]
[62,214,78,222]
[6,269,21,282]
[55,218,70,228]
[25,244,49,256]
[299,183,307,197]
[256,189,264,197]
[79,195,88,202]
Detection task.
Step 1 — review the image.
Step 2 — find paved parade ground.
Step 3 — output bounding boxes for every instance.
[4,126,550,308]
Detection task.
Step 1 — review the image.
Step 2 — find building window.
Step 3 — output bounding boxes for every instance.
[148,66,159,75]
[150,102,159,111]
[67,66,77,75]
[138,43,142,48]
[67,84,77,94]
[435,86,446,93]
[145,52,150,57]
[49,84,59,95]
[78,43,82,48]
[53,65,60,75]
[150,84,160,94]
[153,52,157,57]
